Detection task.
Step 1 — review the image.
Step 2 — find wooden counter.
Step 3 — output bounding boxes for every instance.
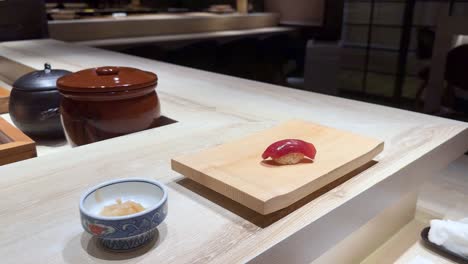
[75,27,296,50]
[314,155,468,264]
[0,39,467,263]
[48,12,280,42]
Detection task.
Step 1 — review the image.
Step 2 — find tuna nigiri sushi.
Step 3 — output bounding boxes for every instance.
[262,139,317,165]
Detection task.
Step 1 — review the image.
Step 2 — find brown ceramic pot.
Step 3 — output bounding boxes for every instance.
[57,66,160,146]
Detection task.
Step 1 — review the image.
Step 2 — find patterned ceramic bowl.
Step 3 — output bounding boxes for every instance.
[79,178,168,251]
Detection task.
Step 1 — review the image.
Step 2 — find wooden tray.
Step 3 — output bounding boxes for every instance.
[0,86,10,114]
[172,120,384,215]
[0,117,37,166]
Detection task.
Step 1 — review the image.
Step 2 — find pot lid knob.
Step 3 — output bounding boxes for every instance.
[44,63,52,73]
[96,67,120,76]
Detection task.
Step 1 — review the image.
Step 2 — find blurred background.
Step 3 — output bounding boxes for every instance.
[2,0,468,121]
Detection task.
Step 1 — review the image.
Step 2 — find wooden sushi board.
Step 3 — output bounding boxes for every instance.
[172,120,384,215]
[0,86,10,114]
[0,117,37,166]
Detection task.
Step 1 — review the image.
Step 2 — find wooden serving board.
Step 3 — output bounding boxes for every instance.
[0,86,10,114]
[0,117,37,166]
[172,120,384,215]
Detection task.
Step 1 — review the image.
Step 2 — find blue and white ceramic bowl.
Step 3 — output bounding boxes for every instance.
[79,178,168,251]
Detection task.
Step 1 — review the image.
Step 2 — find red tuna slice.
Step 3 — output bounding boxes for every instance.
[262,139,317,160]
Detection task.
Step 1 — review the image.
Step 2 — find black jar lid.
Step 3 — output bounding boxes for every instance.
[13,63,72,92]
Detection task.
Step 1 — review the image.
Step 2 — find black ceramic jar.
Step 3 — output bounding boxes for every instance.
[9,63,71,138]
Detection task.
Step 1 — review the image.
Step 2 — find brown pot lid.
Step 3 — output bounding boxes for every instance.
[57,66,157,93]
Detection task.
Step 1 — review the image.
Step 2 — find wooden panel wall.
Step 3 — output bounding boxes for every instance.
[340,0,468,98]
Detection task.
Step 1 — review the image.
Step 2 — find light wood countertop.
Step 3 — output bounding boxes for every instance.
[361,154,468,264]
[75,27,296,49]
[48,12,280,42]
[0,39,467,263]
[361,220,458,264]
[49,12,272,23]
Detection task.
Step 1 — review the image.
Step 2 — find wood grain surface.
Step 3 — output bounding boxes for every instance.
[313,192,418,264]
[76,27,295,49]
[362,220,458,264]
[0,39,466,263]
[172,120,383,214]
[0,86,9,114]
[48,12,280,42]
[0,117,36,165]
